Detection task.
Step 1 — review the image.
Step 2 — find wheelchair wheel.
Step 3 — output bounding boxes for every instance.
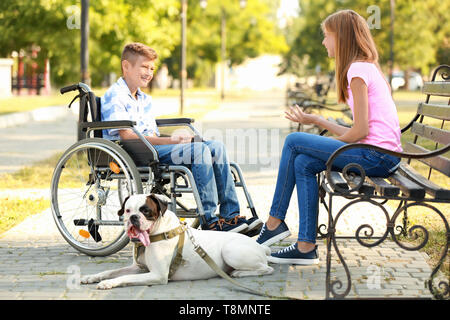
[51,138,143,256]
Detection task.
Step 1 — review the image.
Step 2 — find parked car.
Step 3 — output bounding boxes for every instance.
[391,71,423,91]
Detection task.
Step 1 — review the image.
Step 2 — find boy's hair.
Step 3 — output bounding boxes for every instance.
[121,42,158,72]
[321,10,379,103]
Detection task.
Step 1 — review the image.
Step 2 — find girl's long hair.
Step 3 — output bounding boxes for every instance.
[321,10,379,103]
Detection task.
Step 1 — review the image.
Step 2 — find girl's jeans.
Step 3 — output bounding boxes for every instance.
[270,132,400,244]
[155,140,240,224]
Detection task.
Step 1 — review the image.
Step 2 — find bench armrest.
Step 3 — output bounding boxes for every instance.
[324,142,450,194]
[326,143,450,169]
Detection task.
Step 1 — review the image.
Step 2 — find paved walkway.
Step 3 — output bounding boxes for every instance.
[0,92,439,300]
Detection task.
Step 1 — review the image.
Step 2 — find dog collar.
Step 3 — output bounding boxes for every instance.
[149,223,188,243]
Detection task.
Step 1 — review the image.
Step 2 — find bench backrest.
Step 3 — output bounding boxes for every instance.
[402,64,450,188]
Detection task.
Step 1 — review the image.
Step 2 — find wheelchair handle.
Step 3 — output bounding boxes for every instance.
[60,84,78,94]
[60,82,92,94]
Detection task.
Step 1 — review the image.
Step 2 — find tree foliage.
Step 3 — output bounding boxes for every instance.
[282,0,449,77]
[163,0,288,86]
[0,0,287,87]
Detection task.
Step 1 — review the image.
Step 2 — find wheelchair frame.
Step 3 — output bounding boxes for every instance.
[50,83,259,256]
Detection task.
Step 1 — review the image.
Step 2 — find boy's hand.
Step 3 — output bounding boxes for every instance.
[285,104,318,125]
[170,134,193,144]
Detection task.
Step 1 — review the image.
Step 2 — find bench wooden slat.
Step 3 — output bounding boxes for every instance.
[411,122,450,145]
[417,102,450,121]
[329,171,349,190]
[366,177,400,197]
[422,81,450,97]
[387,172,425,199]
[347,176,375,195]
[398,163,450,200]
[335,118,351,127]
[329,171,374,195]
[403,142,450,177]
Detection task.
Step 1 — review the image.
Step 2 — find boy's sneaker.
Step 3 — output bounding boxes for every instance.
[256,221,291,246]
[221,215,249,233]
[267,243,319,265]
[243,216,263,237]
[206,216,248,233]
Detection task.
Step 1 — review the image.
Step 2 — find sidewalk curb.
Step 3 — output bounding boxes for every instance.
[0,105,76,129]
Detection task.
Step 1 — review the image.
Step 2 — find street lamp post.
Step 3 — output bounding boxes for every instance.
[389,0,395,91]
[220,7,226,100]
[199,0,246,101]
[180,0,187,115]
[81,0,90,86]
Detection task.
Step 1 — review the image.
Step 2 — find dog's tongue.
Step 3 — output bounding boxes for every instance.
[137,230,150,247]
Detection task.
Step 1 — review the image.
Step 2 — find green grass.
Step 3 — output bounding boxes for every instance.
[0,153,62,189]
[0,87,222,115]
[0,197,49,235]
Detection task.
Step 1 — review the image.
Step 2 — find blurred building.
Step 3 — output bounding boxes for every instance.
[216,54,297,92]
[0,58,13,98]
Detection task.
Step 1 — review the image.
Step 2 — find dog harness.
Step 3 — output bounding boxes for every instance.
[133,222,188,279]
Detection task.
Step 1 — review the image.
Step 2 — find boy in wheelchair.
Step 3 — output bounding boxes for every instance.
[101,42,262,235]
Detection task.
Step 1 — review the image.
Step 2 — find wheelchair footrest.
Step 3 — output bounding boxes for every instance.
[73,219,87,226]
[73,219,102,242]
[175,209,198,219]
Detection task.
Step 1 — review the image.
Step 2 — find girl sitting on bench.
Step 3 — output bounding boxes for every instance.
[257,9,403,265]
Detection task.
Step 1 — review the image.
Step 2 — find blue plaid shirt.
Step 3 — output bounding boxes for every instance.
[100,77,160,140]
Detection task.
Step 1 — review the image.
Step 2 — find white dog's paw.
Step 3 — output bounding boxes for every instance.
[96,279,116,290]
[80,275,100,284]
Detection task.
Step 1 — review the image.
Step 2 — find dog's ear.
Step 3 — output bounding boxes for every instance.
[149,194,168,216]
[117,196,130,216]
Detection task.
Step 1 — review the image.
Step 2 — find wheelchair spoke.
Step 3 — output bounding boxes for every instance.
[51,138,143,256]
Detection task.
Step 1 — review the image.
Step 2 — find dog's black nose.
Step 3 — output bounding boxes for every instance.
[130,215,140,228]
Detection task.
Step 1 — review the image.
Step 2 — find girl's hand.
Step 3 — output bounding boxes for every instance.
[285,104,318,125]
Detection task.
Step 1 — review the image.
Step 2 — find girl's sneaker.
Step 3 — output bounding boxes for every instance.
[268,243,319,265]
[256,221,291,246]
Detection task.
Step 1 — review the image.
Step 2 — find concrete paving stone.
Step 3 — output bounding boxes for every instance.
[406,262,432,270]
[354,288,399,297]
[397,289,431,297]
[0,292,21,299]
[0,277,16,285]
[61,291,94,300]
[0,284,15,290]
[20,291,65,299]
[387,271,409,278]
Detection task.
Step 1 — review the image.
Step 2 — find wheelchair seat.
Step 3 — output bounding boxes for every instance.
[88,96,158,167]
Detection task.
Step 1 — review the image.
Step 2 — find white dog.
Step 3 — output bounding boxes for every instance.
[81,194,273,289]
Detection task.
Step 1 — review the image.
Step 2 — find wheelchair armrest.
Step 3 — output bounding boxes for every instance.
[155,118,195,126]
[80,120,136,130]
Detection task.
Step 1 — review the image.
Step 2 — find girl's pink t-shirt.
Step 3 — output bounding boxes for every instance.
[346,62,403,153]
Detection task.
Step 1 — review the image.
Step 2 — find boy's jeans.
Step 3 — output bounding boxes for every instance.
[154,140,240,224]
[270,132,401,244]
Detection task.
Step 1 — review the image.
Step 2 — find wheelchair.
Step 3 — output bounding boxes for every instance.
[50,83,261,256]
